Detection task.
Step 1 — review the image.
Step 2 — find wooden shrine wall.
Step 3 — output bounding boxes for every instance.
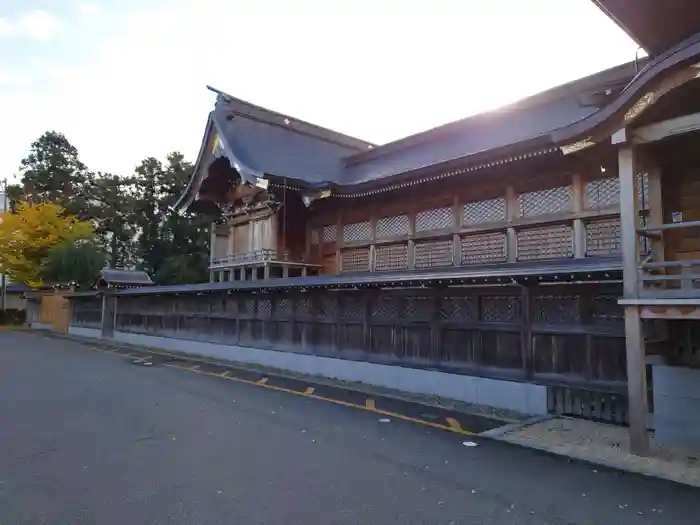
[71,283,627,391]
[306,170,636,274]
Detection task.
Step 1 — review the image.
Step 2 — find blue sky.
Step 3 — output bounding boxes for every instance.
[0,0,639,182]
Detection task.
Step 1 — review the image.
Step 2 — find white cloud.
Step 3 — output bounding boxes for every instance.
[0,10,61,41]
[0,70,31,87]
[78,3,100,24]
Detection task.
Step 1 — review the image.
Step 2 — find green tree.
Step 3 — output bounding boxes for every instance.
[18,131,89,217]
[42,240,106,288]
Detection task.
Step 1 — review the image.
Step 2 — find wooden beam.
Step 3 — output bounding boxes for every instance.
[633,111,700,144]
[572,173,586,258]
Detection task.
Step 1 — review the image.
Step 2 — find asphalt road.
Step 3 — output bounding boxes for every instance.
[1,331,699,524]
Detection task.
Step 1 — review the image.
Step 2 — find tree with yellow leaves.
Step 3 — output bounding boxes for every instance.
[0,202,94,287]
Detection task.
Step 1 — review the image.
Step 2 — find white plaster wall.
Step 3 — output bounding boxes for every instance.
[113,331,548,415]
[652,364,700,449]
[68,326,102,339]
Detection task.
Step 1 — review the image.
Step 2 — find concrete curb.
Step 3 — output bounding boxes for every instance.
[478,414,555,437]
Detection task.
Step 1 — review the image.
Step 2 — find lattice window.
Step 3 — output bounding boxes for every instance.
[481,296,520,322]
[519,186,572,217]
[586,218,621,256]
[585,177,620,209]
[414,239,453,268]
[295,297,313,316]
[323,225,337,243]
[343,221,371,243]
[415,207,453,232]
[376,215,410,238]
[341,297,364,319]
[462,197,506,225]
[276,298,292,316]
[517,225,573,260]
[403,296,432,321]
[341,248,370,272]
[533,295,581,324]
[317,297,338,318]
[440,297,477,322]
[241,298,255,314]
[310,228,320,245]
[637,172,649,210]
[258,299,272,317]
[372,295,400,318]
[461,232,506,264]
[375,244,408,271]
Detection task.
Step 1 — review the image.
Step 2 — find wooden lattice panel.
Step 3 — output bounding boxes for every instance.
[517,225,573,260]
[481,295,520,322]
[637,172,649,210]
[460,232,506,264]
[414,239,453,268]
[376,215,410,238]
[440,296,477,322]
[462,197,506,225]
[343,221,371,243]
[533,294,581,324]
[375,243,408,271]
[341,247,370,272]
[310,228,320,245]
[585,177,620,209]
[323,225,337,243]
[586,218,621,256]
[415,207,453,232]
[519,186,572,217]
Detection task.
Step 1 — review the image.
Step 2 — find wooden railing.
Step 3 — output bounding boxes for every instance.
[210,249,318,268]
[637,221,700,298]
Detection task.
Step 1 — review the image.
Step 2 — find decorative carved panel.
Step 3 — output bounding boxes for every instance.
[404,295,432,320]
[376,215,410,238]
[517,225,573,260]
[341,248,370,272]
[414,239,453,268]
[533,294,581,324]
[461,232,506,264]
[586,218,621,256]
[310,228,320,245]
[585,177,620,209]
[343,221,371,243]
[481,295,520,322]
[375,244,408,271]
[415,207,453,232]
[462,197,506,225]
[519,186,572,217]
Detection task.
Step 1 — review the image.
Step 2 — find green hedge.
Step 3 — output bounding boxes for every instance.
[0,309,26,325]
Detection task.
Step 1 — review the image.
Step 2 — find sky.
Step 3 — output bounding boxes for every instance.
[0,0,640,182]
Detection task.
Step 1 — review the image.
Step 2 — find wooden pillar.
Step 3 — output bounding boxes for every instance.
[619,145,650,456]
[647,165,664,261]
[572,173,586,258]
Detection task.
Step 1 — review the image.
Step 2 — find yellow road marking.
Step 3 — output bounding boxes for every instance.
[365,398,376,410]
[161,364,473,436]
[220,371,231,378]
[446,417,463,432]
[256,377,269,385]
[304,387,315,395]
